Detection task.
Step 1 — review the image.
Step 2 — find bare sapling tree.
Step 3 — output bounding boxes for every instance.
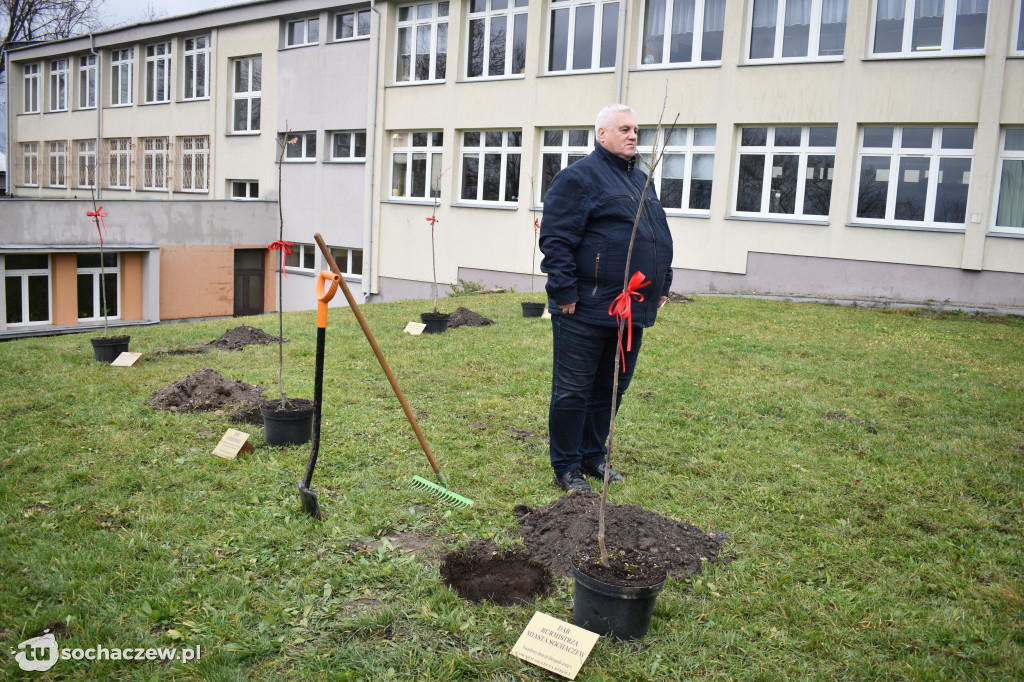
[598,88,679,568]
[270,131,298,408]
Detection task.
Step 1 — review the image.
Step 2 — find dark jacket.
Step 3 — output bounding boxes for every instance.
[539,142,674,328]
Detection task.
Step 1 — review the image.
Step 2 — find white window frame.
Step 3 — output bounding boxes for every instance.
[23,62,40,113]
[734,125,838,220]
[107,138,131,190]
[282,132,317,162]
[183,35,211,100]
[78,54,97,109]
[232,56,262,133]
[142,137,170,191]
[49,58,69,112]
[854,125,976,229]
[47,140,68,188]
[1013,0,1024,55]
[459,129,522,204]
[284,243,317,274]
[145,42,172,104]
[390,130,445,200]
[640,0,727,67]
[395,1,449,83]
[869,0,988,58]
[466,0,529,79]
[110,48,134,107]
[76,139,97,189]
[179,136,210,192]
[329,130,367,161]
[76,252,120,322]
[992,127,1024,234]
[21,142,40,187]
[747,0,848,63]
[334,9,372,40]
[547,0,619,73]
[4,254,51,326]
[286,16,320,47]
[538,128,593,203]
[230,180,260,199]
[637,125,716,215]
[330,246,364,279]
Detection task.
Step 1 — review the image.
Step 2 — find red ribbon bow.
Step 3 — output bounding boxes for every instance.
[426,215,439,227]
[608,271,651,367]
[86,206,108,245]
[534,218,541,234]
[268,240,294,278]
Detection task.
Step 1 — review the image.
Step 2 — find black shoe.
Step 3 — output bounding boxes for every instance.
[580,462,625,483]
[554,468,593,492]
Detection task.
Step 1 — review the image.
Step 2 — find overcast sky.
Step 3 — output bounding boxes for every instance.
[99,0,249,27]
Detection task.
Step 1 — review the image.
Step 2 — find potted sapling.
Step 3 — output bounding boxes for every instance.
[521,177,546,318]
[86,175,131,362]
[419,177,450,334]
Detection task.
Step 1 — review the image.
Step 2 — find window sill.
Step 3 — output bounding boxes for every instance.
[178,97,211,103]
[665,211,712,219]
[635,61,722,71]
[140,100,171,106]
[281,43,319,50]
[727,215,829,226]
[283,159,317,164]
[329,36,371,44]
[740,56,844,67]
[383,197,442,206]
[987,230,1024,239]
[862,51,985,62]
[538,69,614,78]
[388,79,446,87]
[227,131,261,136]
[326,158,366,164]
[845,221,965,234]
[457,74,526,83]
[451,202,518,211]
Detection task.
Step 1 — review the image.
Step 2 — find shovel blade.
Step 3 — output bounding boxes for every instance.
[298,481,322,520]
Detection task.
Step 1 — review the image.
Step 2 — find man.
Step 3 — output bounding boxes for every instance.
[539,103,674,493]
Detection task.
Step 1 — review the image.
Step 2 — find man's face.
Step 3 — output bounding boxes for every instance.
[598,111,639,160]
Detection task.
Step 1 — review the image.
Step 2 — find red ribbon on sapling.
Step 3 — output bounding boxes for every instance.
[86,206,108,245]
[608,271,651,368]
[268,240,294,278]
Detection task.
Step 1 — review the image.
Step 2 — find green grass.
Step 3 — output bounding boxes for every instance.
[1,294,1022,680]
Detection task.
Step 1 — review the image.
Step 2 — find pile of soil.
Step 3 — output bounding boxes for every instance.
[440,540,555,605]
[146,368,265,413]
[203,325,284,351]
[448,307,494,328]
[514,491,729,579]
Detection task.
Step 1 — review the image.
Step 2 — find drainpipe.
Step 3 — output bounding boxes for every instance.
[363,1,380,302]
[614,1,628,103]
[90,34,101,201]
[4,48,10,196]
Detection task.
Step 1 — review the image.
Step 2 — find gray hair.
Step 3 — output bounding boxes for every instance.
[595,104,637,137]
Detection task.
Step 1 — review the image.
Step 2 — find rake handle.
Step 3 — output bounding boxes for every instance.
[313,233,447,485]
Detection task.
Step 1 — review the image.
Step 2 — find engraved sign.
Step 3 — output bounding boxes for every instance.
[510,612,599,680]
[213,429,255,459]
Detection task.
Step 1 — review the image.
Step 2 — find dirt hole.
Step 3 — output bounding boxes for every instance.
[440,540,555,606]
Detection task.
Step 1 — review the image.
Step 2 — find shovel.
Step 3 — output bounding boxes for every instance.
[298,269,341,520]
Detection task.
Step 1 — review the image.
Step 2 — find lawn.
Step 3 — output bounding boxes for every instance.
[1,293,1022,680]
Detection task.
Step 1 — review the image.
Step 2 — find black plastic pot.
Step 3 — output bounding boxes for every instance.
[90,335,131,362]
[420,312,450,334]
[571,561,665,640]
[521,301,546,318]
[261,400,314,446]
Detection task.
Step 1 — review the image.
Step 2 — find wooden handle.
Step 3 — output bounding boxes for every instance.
[313,234,445,482]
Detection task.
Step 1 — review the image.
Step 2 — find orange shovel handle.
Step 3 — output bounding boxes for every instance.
[315,270,341,328]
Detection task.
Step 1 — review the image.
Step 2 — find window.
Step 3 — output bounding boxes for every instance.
[286,16,320,46]
[23,62,40,113]
[49,58,69,111]
[460,130,522,203]
[735,125,837,219]
[539,128,593,201]
[78,54,97,108]
[396,1,449,82]
[284,243,317,273]
[467,0,529,78]
[230,180,260,199]
[994,128,1024,233]
[145,42,171,103]
[179,136,210,192]
[111,48,133,106]
[855,125,975,227]
[106,138,131,189]
[76,139,96,189]
[390,131,444,199]
[1014,0,1024,54]
[871,0,987,57]
[749,0,848,61]
[77,252,119,321]
[637,126,716,212]
[142,137,169,190]
[4,254,50,325]
[548,0,619,72]
[183,35,211,99]
[282,132,317,161]
[20,143,39,187]
[330,131,367,160]
[335,9,371,39]
[330,247,364,278]
[233,57,262,133]
[47,141,68,188]
[641,0,726,66]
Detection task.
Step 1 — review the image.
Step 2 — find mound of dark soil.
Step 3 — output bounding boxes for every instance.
[146,368,265,413]
[204,325,284,351]
[440,540,555,605]
[448,307,494,328]
[514,491,729,579]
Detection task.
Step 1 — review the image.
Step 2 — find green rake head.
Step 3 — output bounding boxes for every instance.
[410,475,474,508]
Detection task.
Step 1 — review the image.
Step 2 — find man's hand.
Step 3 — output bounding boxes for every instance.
[659,296,668,308]
[559,302,577,315]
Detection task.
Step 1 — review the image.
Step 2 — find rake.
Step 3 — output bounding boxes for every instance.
[313,234,474,509]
